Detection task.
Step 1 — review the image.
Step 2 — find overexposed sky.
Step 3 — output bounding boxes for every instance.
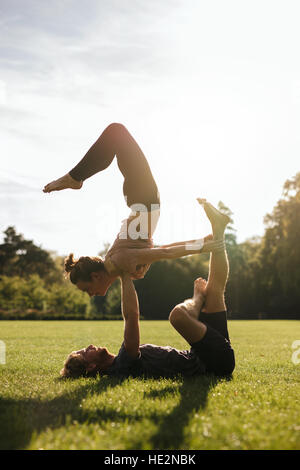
[1,0,300,257]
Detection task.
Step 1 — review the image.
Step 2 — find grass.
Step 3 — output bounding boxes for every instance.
[0,320,299,450]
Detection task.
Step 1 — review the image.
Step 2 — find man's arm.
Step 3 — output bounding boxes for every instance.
[120,273,140,358]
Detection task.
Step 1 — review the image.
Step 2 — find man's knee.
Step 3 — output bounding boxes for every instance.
[169,304,187,326]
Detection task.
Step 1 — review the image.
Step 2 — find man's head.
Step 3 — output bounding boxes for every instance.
[60,344,115,378]
[64,253,114,296]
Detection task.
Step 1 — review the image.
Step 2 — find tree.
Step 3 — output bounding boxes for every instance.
[259,172,300,313]
[0,226,59,281]
[134,255,209,319]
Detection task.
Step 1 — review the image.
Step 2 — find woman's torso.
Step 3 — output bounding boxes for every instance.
[104,209,160,277]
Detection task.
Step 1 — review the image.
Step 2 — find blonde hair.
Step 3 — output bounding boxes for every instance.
[64,253,107,284]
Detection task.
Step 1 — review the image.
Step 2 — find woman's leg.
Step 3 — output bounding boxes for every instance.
[43,123,160,210]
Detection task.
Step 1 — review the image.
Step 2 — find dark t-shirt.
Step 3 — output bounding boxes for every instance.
[106,342,205,378]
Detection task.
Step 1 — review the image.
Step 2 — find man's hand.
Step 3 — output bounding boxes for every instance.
[200,238,225,254]
[130,264,151,280]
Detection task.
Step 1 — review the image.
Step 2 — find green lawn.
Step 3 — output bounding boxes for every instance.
[0,320,299,450]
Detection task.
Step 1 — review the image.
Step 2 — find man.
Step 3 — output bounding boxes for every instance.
[60,201,235,378]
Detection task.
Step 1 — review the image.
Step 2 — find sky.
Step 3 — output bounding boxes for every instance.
[1,0,300,257]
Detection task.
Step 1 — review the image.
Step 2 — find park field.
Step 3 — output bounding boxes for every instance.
[0,320,299,450]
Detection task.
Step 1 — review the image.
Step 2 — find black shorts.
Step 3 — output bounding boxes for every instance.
[191,311,235,377]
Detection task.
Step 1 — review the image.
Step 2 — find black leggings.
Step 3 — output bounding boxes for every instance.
[69,123,160,210]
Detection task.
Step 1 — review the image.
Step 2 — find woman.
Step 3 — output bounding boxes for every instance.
[43,123,226,296]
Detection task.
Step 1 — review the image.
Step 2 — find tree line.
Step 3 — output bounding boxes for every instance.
[1,173,300,320]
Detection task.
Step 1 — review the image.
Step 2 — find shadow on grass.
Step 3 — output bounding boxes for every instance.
[0,376,127,450]
[0,374,231,450]
[133,374,227,450]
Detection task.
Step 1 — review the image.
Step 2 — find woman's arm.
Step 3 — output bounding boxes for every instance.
[159,239,201,249]
[106,237,224,278]
[133,238,224,265]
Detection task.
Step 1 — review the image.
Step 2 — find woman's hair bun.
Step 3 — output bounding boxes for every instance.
[63,253,106,284]
[64,253,77,273]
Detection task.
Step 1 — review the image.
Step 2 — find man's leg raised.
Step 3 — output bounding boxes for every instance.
[168,200,230,345]
[197,201,230,329]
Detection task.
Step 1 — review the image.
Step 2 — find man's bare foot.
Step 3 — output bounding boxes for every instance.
[182,277,207,320]
[43,173,83,193]
[193,277,207,306]
[197,198,230,239]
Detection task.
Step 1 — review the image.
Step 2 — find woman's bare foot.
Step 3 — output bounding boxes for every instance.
[43,173,83,193]
[197,198,230,239]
